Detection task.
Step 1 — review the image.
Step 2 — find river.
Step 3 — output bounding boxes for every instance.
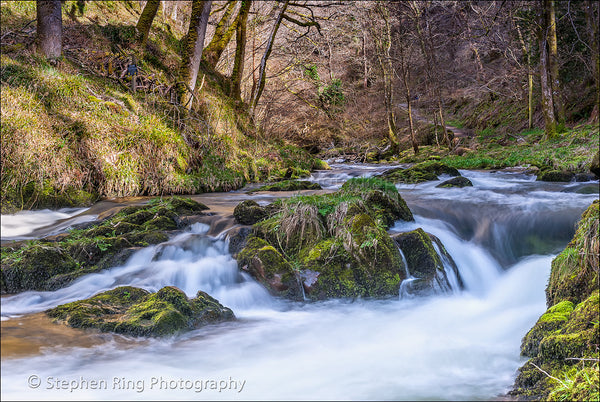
[1,164,598,400]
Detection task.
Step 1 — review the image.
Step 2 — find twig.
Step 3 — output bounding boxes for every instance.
[529,362,568,388]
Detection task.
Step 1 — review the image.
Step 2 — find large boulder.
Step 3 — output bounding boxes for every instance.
[392,229,463,295]
[235,177,412,300]
[46,286,234,337]
[511,201,599,401]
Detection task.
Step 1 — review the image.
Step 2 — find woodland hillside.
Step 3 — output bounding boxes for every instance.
[1,0,598,212]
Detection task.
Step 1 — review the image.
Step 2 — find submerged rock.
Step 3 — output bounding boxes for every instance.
[1,197,209,294]
[590,150,600,178]
[435,176,473,188]
[393,229,463,295]
[46,286,235,337]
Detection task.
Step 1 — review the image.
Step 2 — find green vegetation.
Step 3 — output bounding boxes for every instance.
[511,201,599,401]
[382,161,460,184]
[253,180,322,192]
[397,124,599,174]
[46,285,235,337]
[236,177,416,300]
[0,1,326,213]
[1,197,207,293]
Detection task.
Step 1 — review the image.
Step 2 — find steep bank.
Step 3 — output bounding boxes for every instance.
[0,1,326,213]
[511,200,599,401]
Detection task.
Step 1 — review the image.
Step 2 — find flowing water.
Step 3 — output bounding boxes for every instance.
[1,165,598,400]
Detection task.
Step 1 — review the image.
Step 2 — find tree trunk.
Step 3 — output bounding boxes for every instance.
[545,0,564,124]
[516,23,534,129]
[203,0,239,68]
[230,0,251,101]
[36,0,62,59]
[249,0,289,115]
[538,1,557,139]
[363,30,368,89]
[378,4,399,154]
[178,0,212,109]
[586,0,599,121]
[398,38,418,155]
[136,0,160,46]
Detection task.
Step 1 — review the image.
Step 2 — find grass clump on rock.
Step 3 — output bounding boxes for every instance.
[236,177,414,300]
[46,286,234,337]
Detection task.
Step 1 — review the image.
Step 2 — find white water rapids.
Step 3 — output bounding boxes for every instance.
[1,165,598,400]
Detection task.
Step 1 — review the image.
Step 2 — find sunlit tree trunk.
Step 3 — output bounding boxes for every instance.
[249,0,289,115]
[374,3,399,154]
[398,38,418,155]
[516,23,534,130]
[538,0,557,139]
[203,0,238,68]
[546,0,564,125]
[136,0,160,47]
[178,0,212,109]
[231,0,251,101]
[36,0,62,59]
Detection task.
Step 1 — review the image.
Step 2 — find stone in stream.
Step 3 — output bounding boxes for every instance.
[233,200,268,225]
[536,169,574,182]
[251,180,322,192]
[436,176,473,188]
[392,228,463,296]
[46,286,235,337]
[1,197,209,294]
[381,161,460,184]
[234,177,416,300]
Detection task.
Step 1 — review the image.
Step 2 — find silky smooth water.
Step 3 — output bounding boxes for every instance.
[1,165,597,400]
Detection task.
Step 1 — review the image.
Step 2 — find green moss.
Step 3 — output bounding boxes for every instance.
[1,197,205,294]
[382,161,460,184]
[46,286,234,337]
[254,180,322,192]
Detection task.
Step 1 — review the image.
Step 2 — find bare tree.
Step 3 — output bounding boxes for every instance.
[36,0,62,59]
[231,0,252,101]
[178,0,213,109]
[537,0,558,138]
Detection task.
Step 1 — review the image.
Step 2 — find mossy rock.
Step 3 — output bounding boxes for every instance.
[436,176,473,188]
[1,244,79,293]
[254,180,322,192]
[536,170,575,182]
[237,236,303,300]
[1,197,207,294]
[521,300,575,357]
[382,161,460,184]
[46,286,234,337]
[546,200,599,306]
[233,200,268,225]
[392,229,462,295]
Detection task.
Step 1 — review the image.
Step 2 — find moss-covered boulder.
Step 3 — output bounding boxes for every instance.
[237,237,303,300]
[233,200,268,225]
[236,178,412,300]
[546,200,599,306]
[253,180,322,192]
[511,200,599,401]
[392,229,463,295]
[1,197,208,294]
[46,286,234,337]
[382,161,460,184]
[436,176,473,188]
[536,169,575,182]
